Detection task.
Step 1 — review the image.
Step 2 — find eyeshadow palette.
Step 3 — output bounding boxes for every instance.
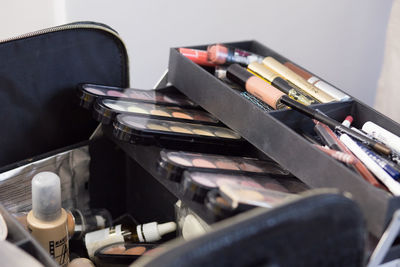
[77,83,197,109]
[113,114,243,152]
[158,150,290,182]
[219,183,294,209]
[93,98,219,125]
[93,242,160,266]
[181,171,289,203]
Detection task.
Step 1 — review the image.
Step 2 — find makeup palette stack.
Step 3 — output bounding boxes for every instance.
[169,41,400,237]
[78,83,247,153]
[77,82,309,223]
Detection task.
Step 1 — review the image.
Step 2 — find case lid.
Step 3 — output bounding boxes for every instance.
[0,22,129,167]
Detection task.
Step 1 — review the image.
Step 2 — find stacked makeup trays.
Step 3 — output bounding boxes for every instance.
[168,40,400,238]
[78,83,307,224]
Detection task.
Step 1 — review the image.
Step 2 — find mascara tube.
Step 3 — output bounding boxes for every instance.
[248,62,318,106]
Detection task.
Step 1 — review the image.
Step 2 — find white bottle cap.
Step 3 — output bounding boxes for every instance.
[84,225,124,258]
[31,172,61,221]
[136,221,176,242]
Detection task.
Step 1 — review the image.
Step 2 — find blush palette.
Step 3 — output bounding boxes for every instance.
[94,98,219,125]
[78,83,197,109]
[158,150,290,182]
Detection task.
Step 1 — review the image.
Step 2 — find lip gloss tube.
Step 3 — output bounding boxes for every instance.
[207,44,264,66]
[284,62,350,101]
[179,48,216,67]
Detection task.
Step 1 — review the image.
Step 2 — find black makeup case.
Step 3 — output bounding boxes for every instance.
[0,22,393,267]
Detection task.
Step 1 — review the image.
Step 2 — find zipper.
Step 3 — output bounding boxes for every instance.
[0,22,125,45]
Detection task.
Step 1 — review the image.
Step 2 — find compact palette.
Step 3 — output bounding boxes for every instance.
[158,150,290,182]
[219,183,294,209]
[77,83,197,109]
[93,242,160,266]
[93,98,219,125]
[113,114,243,151]
[181,171,290,203]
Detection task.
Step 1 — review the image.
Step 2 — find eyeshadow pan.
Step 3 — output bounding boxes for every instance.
[170,126,193,134]
[85,88,106,95]
[102,244,126,255]
[215,160,240,170]
[168,155,193,166]
[216,196,230,206]
[215,178,262,189]
[127,106,149,114]
[107,90,127,97]
[128,91,146,99]
[191,176,217,188]
[172,111,193,120]
[192,128,214,136]
[237,189,265,201]
[214,129,240,139]
[105,102,126,111]
[151,109,171,117]
[192,158,216,168]
[147,123,170,131]
[239,162,263,172]
[124,246,146,255]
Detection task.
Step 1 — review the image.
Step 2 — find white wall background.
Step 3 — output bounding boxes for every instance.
[0,0,394,106]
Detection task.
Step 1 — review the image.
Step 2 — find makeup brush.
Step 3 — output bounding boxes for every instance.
[226,64,391,156]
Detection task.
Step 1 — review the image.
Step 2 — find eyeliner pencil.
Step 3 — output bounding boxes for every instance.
[226,64,391,156]
[313,120,382,188]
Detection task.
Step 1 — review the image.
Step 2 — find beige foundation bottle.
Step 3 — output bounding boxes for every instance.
[27,172,69,266]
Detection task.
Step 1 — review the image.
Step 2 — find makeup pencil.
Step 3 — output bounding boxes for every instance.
[340,134,400,195]
[248,62,318,106]
[313,144,356,165]
[313,120,382,188]
[226,64,392,156]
